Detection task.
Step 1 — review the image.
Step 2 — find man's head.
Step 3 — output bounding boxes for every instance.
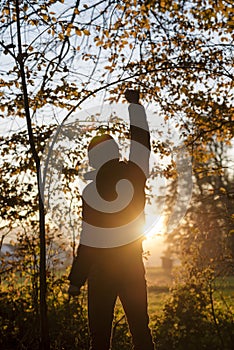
[125,89,140,104]
[88,134,120,169]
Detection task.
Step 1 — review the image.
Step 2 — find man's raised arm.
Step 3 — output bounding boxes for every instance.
[125,90,150,178]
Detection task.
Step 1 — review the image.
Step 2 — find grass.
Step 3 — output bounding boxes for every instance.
[39,266,234,316]
[145,267,234,316]
[146,267,171,316]
[2,266,233,316]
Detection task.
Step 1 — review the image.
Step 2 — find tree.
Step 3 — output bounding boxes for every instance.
[0,1,233,349]
[164,140,234,270]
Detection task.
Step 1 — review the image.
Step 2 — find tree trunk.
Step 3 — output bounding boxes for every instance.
[15,0,50,348]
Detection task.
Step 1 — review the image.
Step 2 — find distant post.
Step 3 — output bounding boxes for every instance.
[161,256,173,272]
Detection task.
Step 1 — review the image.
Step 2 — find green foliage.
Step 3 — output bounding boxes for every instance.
[48,297,89,350]
[111,309,132,350]
[0,288,41,349]
[0,271,133,350]
[1,258,234,349]
[0,226,133,349]
[0,286,89,350]
[153,271,234,350]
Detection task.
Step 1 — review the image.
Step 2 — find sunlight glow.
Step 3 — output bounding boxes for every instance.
[144,215,166,240]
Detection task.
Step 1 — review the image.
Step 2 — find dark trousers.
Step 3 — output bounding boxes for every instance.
[87,254,154,350]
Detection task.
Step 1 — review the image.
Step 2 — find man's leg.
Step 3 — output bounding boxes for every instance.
[88,272,117,350]
[118,259,155,350]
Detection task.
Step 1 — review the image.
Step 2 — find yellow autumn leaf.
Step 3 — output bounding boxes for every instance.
[219,187,226,193]
[75,28,82,36]
[83,29,90,36]
[227,20,234,27]
[95,40,103,47]
[58,32,64,40]
[42,14,49,21]
[3,7,10,16]
[66,27,72,36]
[104,29,109,37]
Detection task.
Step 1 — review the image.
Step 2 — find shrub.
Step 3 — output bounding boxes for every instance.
[153,277,234,350]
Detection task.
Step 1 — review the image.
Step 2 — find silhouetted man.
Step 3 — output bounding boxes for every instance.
[68,89,154,350]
